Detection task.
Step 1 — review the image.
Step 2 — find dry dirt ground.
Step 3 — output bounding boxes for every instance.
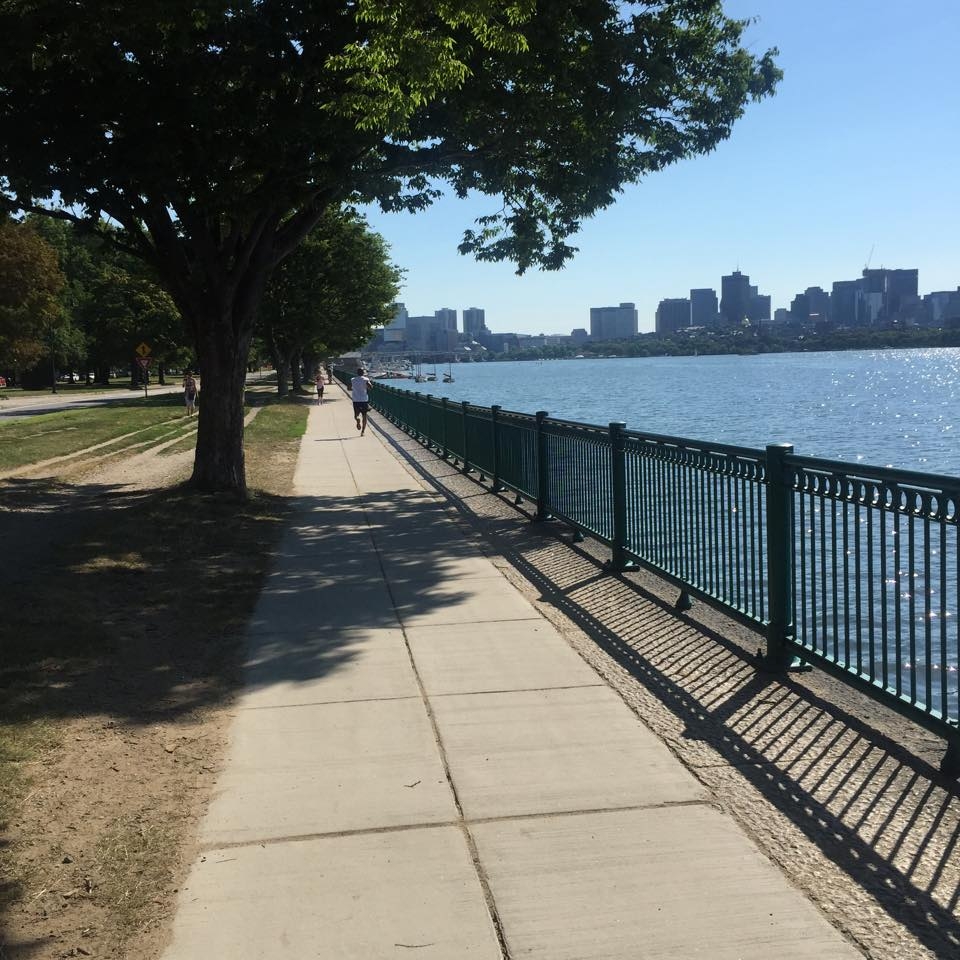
[369,412,960,960]
[0,403,301,960]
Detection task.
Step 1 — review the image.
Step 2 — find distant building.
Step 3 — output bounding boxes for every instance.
[383,302,408,344]
[435,308,457,331]
[857,268,919,324]
[590,302,638,341]
[570,327,589,345]
[772,308,791,325]
[462,307,486,338]
[748,294,771,323]
[655,298,690,336]
[690,288,719,327]
[720,271,752,325]
[831,280,860,327]
[805,287,830,323]
[924,288,960,325]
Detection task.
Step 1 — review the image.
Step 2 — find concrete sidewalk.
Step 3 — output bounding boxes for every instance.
[161,391,861,959]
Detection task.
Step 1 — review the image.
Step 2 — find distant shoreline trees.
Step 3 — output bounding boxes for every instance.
[486,327,960,361]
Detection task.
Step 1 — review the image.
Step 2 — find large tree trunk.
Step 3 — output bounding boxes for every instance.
[291,348,303,391]
[271,344,292,397]
[192,323,250,494]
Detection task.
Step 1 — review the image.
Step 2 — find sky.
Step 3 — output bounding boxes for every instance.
[363,1,960,335]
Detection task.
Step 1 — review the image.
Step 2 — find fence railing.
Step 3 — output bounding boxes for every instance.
[349,375,960,775]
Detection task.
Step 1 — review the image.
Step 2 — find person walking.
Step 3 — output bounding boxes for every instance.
[350,366,372,436]
[316,372,325,404]
[183,371,198,416]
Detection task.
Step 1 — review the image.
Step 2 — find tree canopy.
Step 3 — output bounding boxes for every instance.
[0,218,66,372]
[0,1,779,491]
[259,208,401,394]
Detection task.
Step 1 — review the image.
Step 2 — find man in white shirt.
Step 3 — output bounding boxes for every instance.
[350,367,372,435]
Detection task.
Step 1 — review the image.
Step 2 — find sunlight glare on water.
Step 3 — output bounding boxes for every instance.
[392,348,960,476]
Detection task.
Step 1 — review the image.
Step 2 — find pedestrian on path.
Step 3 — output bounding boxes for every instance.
[350,366,372,435]
[316,372,325,405]
[183,371,198,416]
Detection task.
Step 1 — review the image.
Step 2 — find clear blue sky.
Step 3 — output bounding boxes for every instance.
[363,1,960,335]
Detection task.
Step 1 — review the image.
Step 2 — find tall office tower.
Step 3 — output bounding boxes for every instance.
[655,298,691,336]
[884,269,919,315]
[831,280,860,327]
[690,288,718,327]
[435,308,457,331]
[462,307,486,338]
[383,302,408,345]
[924,288,960,325]
[748,294,771,323]
[805,287,830,322]
[859,268,919,322]
[589,302,638,340]
[720,271,751,325]
[790,292,809,323]
[404,315,433,351]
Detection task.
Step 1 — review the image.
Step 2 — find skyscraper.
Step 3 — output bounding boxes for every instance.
[831,280,860,327]
[655,298,690,336]
[690,288,718,327]
[462,307,486,338]
[589,303,638,340]
[720,271,751,325]
[435,308,457,331]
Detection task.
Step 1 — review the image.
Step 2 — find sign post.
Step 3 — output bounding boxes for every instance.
[135,343,152,398]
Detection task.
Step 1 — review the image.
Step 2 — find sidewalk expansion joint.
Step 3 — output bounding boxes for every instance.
[239,694,421,711]
[198,799,716,854]
[427,682,606,699]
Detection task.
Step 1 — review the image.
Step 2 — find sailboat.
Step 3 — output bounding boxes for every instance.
[442,361,455,383]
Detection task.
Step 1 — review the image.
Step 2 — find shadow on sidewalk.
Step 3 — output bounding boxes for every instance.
[372,420,960,960]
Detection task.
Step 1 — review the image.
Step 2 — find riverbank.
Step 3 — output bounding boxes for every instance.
[487,326,960,361]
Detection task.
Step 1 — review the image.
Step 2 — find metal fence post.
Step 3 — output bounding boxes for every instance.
[608,421,636,571]
[491,405,505,492]
[461,400,472,473]
[763,442,800,670]
[534,410,551,521]
[413,392,423,440]
[441,397,449,459]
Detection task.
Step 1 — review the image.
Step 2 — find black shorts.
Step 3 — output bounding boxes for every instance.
[353,401,369,415]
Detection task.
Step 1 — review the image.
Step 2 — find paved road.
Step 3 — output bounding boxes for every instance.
[160,388,860,960]
[0,375,277,420]
[0,385,183,420]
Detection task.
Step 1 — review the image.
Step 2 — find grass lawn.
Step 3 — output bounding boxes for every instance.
[0,395,192,471]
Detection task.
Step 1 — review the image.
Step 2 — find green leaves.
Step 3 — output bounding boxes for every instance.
[258,207,401,358]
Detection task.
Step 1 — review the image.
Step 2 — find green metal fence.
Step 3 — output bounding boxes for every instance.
[358,377,960,774]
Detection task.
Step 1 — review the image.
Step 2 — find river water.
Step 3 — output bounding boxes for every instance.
[384,348,960,477]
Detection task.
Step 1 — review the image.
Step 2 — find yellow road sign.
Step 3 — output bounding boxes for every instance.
[135,342,152,357]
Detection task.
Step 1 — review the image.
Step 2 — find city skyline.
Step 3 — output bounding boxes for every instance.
[363,1,959,335]
[386,261,956,338]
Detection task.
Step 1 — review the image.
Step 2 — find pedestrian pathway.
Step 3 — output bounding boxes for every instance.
[160,389,861,959]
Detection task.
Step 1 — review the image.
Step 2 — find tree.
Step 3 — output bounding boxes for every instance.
[0,218,67,381]
[0,1,779,493]
[259,208,401,396]
[28,217,188,385]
